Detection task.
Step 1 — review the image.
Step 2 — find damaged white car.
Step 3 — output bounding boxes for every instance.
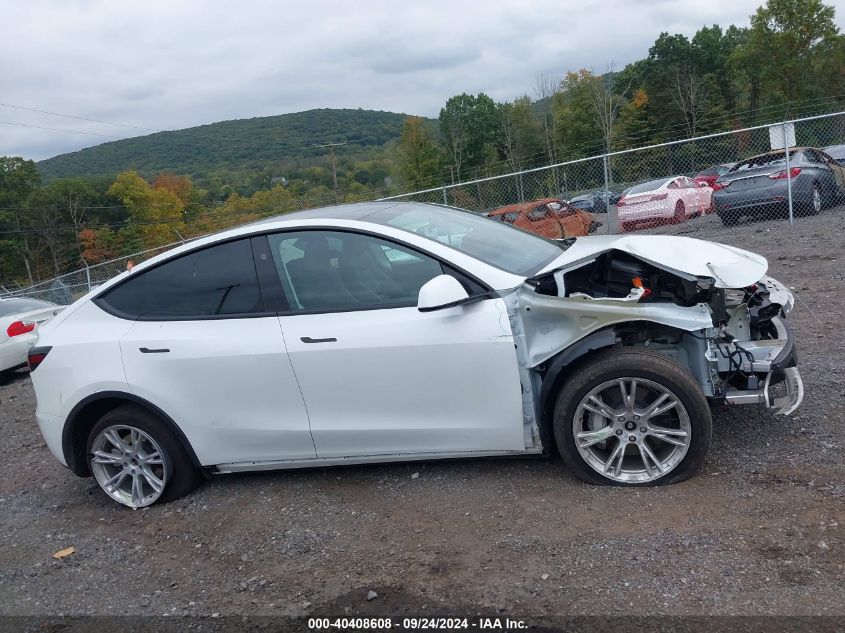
[30,202,802,507]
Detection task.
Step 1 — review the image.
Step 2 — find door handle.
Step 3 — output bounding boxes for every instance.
[139,347,170,354]
[300,336,337,344]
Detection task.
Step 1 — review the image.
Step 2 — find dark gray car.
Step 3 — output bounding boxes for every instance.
[714,147,845,226]
[567,189,622,213]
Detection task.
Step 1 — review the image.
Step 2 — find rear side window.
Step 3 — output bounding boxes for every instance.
[97,239,264,319]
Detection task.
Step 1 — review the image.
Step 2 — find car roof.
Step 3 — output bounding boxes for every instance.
[739,147,815,162]
[247,201,403,225]
[487,198,561,216]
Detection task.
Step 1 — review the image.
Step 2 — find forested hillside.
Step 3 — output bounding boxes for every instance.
[37,109,417,181]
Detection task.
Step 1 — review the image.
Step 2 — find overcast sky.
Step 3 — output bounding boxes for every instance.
[3,0,843,162]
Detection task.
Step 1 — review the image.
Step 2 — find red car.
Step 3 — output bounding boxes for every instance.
[693,163,735,191]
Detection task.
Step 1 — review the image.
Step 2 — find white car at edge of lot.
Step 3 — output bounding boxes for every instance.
[0,298,63,376]
[618,176,713,232]
[29,202,803,508]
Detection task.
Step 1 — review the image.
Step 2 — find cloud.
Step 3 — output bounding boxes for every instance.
[2,0,836,161]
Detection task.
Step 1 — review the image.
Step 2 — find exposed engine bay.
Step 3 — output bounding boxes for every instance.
[509,246,803,447]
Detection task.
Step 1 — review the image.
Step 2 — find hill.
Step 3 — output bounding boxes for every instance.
[37,108,422,180]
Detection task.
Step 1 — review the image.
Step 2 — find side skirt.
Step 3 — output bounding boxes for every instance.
[213,449,544,474]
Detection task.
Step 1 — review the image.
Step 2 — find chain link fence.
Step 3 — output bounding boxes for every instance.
[0,241,183,305]
[3,110,844,306]
[383,110,845,238]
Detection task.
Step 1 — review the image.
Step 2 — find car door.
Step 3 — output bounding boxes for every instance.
[267,229,525,459]
[99,236,315,467]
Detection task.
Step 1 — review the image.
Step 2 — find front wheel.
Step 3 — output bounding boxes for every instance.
[553,349,712,486]
[87,405,203,508]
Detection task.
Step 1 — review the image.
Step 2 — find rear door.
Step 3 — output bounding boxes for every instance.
[98,236,315,467]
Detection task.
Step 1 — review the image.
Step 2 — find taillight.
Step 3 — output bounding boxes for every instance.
[616,197,627,207]
[6,320,35,337]
[768,167,802,180]
[27,346,52,372]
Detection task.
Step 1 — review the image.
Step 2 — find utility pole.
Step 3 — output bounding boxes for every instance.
[315,142,347,204]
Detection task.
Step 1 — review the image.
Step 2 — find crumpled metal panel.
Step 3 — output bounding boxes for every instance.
[513,287,714,368]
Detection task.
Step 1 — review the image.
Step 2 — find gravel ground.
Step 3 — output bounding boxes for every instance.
[0,209,843,622]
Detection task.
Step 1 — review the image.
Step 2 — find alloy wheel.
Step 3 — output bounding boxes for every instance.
[90,425,168,508]
[572,377,692,483]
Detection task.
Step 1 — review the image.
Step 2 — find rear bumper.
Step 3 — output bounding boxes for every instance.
[35,410,68,467]
[714,179,810,215]
[0,335,35,372]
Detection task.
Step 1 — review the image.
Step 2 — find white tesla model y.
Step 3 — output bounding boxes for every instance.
[30,202,802,507]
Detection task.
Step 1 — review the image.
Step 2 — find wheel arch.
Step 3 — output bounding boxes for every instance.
[62,392,201,477]
[535,322,703,453]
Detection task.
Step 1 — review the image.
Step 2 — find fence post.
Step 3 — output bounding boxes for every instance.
[602,154,613,234]
[85,265,92,292]
[441,187,448,206]
[783,122,794,226]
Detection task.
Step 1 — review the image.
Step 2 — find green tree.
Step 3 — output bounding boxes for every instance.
[108,171,186,251]
[397,116,441,190]
[439,93,498,181]
[742,0,839,108]
[0,157,42,283]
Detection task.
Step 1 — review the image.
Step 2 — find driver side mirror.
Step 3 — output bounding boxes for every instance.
[417,275,470,312]
[699,181,709,188]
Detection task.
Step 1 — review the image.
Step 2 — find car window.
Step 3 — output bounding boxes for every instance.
[97,238,263,319]
[528,206,549,220]
[627,178,670,194]
[0,298,54,317]
[803,149,823,164]
[732,150,798,171]
[667,180,680,189]
[267,230,445,312]
[367,204,565,276]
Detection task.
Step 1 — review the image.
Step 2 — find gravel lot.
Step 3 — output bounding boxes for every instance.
[0,209,843,623]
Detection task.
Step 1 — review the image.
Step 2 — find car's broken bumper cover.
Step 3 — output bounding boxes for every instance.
[716,312,804,415]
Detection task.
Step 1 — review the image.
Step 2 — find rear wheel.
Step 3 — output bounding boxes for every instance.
[87,405,202,508]
[810,183,822,215]
[553,349,712,486]
[718,210,738,226]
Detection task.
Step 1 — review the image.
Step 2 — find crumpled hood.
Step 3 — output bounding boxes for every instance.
[538,234,768,288]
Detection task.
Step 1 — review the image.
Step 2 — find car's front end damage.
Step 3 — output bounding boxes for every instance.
[707,275,802,415]
[502,234,803,451]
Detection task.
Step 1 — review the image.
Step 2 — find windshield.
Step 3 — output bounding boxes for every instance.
[0,298,54,317]
[367,205,566,276]
[732,150,801,172]
[627,178,670,194]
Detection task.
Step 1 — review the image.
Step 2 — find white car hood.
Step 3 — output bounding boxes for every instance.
[538,234,768,288]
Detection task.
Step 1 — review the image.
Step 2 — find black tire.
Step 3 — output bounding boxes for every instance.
[87,405,203,506]
[798,183,822,217]
[552,348,712,487]
[718,209,738,226]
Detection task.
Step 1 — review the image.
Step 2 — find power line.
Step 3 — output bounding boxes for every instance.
[0,102,157,132]
[0,121,120,138]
